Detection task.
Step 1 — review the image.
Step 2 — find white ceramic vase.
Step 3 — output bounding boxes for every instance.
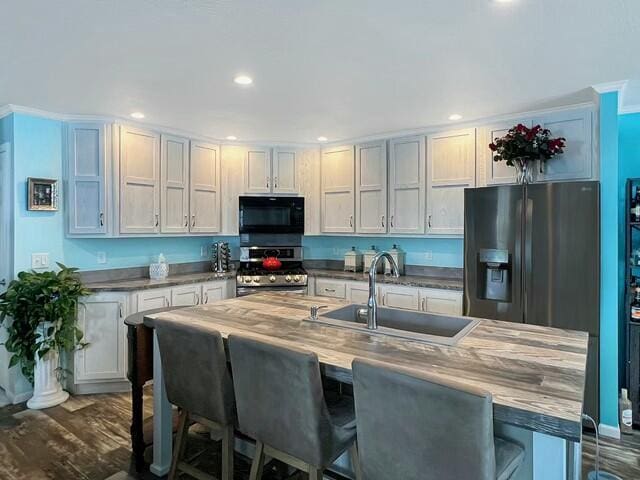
[26,324,69,409]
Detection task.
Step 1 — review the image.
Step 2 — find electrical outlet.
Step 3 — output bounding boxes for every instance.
[332,248,341,256]
[96,252,107,264]
[425,251,433,261]
[31,253,50,269]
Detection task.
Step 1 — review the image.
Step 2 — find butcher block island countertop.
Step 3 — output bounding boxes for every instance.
[144,292,588,443]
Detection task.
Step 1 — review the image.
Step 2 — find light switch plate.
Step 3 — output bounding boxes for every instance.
[96,252,107,264]
[425,251,433,261]
[31,253,50,269]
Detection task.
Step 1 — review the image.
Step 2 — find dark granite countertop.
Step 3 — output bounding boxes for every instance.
[307,269,463,291]
[85,271,236,292]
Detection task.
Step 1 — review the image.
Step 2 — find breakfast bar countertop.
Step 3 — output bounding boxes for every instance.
[144,292,589,443]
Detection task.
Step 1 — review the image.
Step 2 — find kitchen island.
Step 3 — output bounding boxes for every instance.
[144,292,588,479]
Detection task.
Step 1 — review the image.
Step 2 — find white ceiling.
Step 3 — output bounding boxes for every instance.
[2,0,639,143]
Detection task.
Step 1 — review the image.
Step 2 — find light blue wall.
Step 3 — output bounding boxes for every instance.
[303,236,463,267]
[600,92,620,429]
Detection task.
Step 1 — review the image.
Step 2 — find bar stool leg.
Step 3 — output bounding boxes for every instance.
[249,440,265,480]
[168,410,190,480]
[221,424,234,480]
[349,442,362,480]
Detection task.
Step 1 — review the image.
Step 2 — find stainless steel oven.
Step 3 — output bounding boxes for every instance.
[239,196,304,234]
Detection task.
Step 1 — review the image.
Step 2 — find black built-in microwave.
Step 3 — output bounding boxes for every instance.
[238,196,304,234]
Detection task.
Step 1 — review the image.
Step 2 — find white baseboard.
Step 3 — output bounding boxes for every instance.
[598,423,621,439]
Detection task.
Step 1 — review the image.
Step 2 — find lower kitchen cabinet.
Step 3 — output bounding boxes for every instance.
[346,281,372,304]
[137,288,172,310]
[315,278,347,299]
[171,284,201,306]
[420,288,463,315]
[72,292,129,392]
[202,280,232,304]
[380,285,420,310]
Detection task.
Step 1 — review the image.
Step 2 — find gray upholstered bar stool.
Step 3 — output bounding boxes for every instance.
[352,358,525,480]
[155,317,236,480]
[228,334,362,480]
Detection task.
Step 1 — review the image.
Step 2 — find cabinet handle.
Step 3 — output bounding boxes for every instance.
[204,293,209,304]
[539,160,544,174]
[349,215,353,228]
[164,297,170,307]
[390,215,394,228]
[266,177,270,189]
[184,215,188,227]
[195,293,200,305]
[274,177,278,189]
[382,293,387,305]
[192,214,196,227]
[324,288,336,293]
[119,303,123,318]
[99,212,104,227]
[421,298,426,311]
[428,215,432,228]
[381,215,385,228]
[155,214,159,227]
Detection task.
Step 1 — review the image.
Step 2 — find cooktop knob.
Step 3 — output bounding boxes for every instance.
[285,275,292,283]
[293,275,301,282]
[269,275,276,283]
[243,276,252,283]
[252,276,261,283]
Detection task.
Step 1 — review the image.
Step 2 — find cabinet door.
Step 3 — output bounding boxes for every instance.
[427,129,476,235]
[75,293,127,382]
[202,281,228,304]
[532,108,593,182]
[346,281,371,304]
[420,289,463,315]
[315,279,347,299]
[67,123,108,235]
[245,147,272,194]
[356,141,387,234]
[321,145,355,233]
[389,136,425,234]
[380,285,420,311]
[137,288,171,311]
[482,121,532,186]
[190,141,221,233]
[120,126,160,234]
[273,148,298,194]
[160,135,190,233]
[171,284,201,306]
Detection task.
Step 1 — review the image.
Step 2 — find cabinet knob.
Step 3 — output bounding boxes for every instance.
[349,215,353,228]
[184,215,188,227]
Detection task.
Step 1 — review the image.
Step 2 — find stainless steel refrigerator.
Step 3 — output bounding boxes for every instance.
[464,181,600,422]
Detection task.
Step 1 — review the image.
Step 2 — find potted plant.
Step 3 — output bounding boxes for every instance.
[489,124,566,184]
[0,264,91,409]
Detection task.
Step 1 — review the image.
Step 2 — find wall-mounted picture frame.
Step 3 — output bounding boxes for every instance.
[27,177,59,211]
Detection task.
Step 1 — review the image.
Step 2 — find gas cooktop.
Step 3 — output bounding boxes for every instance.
[236,265,308,287]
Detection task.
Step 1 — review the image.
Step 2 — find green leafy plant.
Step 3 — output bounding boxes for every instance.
[0,263,91,384]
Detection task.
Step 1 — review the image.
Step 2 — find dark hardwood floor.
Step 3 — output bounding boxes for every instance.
[0,389,639,479]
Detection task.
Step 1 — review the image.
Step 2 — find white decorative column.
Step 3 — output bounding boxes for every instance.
[26,324,69,409]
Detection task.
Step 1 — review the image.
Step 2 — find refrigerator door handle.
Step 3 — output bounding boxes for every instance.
[523,196,534,324]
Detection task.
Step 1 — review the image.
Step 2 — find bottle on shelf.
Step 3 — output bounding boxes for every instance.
[635,187,640,222]
[632,287,640,321]
[632,189,638,222]
[620,388,633,435]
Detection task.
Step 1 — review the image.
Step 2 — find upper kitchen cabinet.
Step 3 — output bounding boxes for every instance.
[480,120,532,186]
[244,147,272,194]
[427,128,476,235]
[532,107,594,182]
[119,126,161,234]
[66,122,110,235]
[388,136,425,235]
[272,148,298,194]
[190,141,221,233]
[160,134,190,234]
[321,145,355,233]
[355,141,387,234]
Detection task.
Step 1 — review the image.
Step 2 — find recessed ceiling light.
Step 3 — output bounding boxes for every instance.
[130,112,145,119]
[317,136,328,142]
[448,114,463,121]
[226,136,237,141]
[233,75,253,85]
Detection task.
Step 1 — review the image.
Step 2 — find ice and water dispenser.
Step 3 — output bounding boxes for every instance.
[477,249,511,302]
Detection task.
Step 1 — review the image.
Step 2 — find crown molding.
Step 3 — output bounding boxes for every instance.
[0,104,13,120]
[591,80,628,94]
[620,104,640,115]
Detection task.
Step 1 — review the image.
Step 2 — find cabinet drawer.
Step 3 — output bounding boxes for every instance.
[315,279,347,299]
[380,285,420,311]
[420,289,463,315]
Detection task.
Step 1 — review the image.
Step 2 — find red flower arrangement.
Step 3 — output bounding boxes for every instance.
[489,124,566,167]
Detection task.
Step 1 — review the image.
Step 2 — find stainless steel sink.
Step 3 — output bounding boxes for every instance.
[308,304,479,346]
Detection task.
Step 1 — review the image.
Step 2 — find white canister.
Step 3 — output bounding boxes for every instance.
[385,244,405,275]
[344,247,363,272]
[363,245,382,273]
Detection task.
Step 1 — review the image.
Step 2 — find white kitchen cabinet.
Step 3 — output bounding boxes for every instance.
[66,122,110,235]
[160,134,190,234]
[321,145,355,233]
[388,136,426,234]
[137,288,172,311]
[74,292,128,383]
[272,148,298,194]
[171,284,201,306]
[315,278,347,299]
[244,147,272,194]
[532,107,594,182]
[346,281,372,304]
[380,284,420,311]
[190,141,221,233]
[119,126,161,234]
[426,128,476,235]
[481,121,532,186]
[202,280,231,304]
[420,288,463,316]
[356,141,387,234]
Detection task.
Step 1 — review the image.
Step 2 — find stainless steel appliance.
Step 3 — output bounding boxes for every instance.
[211,241,230,273]
[236,246,308,296]
[464,181,600,422]
[239,196,305,234]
